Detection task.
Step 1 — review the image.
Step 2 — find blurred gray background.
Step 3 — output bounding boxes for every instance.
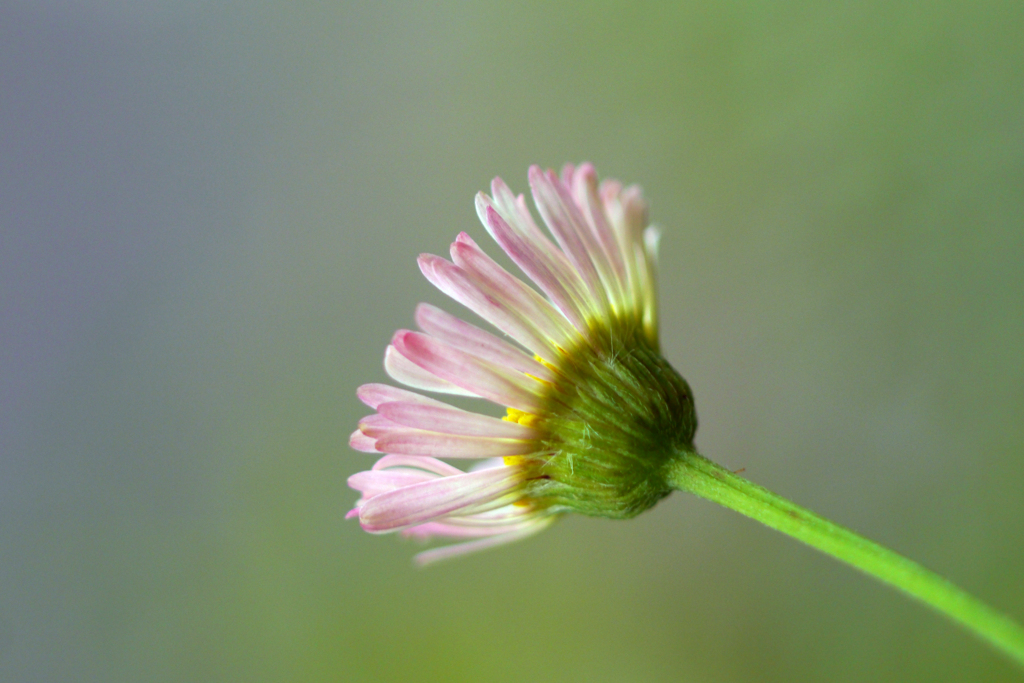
[2,2,1022,681]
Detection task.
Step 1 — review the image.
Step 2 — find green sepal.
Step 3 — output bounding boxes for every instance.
[523,322,696,518]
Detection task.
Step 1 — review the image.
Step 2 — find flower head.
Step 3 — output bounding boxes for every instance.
[349,163,696,564]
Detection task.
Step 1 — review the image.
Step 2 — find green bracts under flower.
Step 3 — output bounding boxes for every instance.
[517,321,696,519]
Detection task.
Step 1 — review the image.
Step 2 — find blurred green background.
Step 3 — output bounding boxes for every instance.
[2,2,1022,681]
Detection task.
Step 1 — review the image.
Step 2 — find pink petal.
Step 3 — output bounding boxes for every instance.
[599,178,623,204]
[487,177,551,249]
[419,511,539,533]
[378,401,538,439]
[372,429,532,459]
[349,429,378,453]
[600,181,647,317]
[417,254,553,356]
[560,163,576,186]
[348,468,438,497]
[370,454,464,476]
[401,522,516,540]
[357,383,450,410]
[358,464,526,533]
[384,345,476,396]
[489,175,592,308]
[571,163,629,310]
[414,303,552,378]
[413,516,555,566]
[357,413,400,432]
[476,193,593,332]
[449,235,574,354]
[528,165,610,314]
[391,330,543,413]
[622,185,649,238]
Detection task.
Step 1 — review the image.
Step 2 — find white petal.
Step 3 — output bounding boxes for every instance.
[370,454,464,476]
[377,400,538,439]
[477,193,593,332]
[418,254,555,356]
[349,429,379,453]
[357,383,452,410]
[415,302,552,378]
[413,516,555,566]
[450,234,575,352]
[358,464,526,532]
[528,165,610,314]
[371,429,532,458]
[570,163,630,312]
[392,330,544,412]
[384,345,476,396]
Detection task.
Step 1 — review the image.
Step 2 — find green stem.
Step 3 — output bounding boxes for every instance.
[664,449,1024,670]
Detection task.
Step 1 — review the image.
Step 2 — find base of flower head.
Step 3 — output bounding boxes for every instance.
[493,320,697,519]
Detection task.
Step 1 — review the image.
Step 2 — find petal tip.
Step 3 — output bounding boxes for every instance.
[349,428,379,453]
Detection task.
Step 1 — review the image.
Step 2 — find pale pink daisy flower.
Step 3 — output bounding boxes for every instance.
[347,166,1024,666]
[348,163,696,565]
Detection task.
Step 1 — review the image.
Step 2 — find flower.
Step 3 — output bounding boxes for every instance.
[349,163,697,565]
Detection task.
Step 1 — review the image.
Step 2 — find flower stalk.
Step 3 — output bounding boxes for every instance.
[665,449,1024,669]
